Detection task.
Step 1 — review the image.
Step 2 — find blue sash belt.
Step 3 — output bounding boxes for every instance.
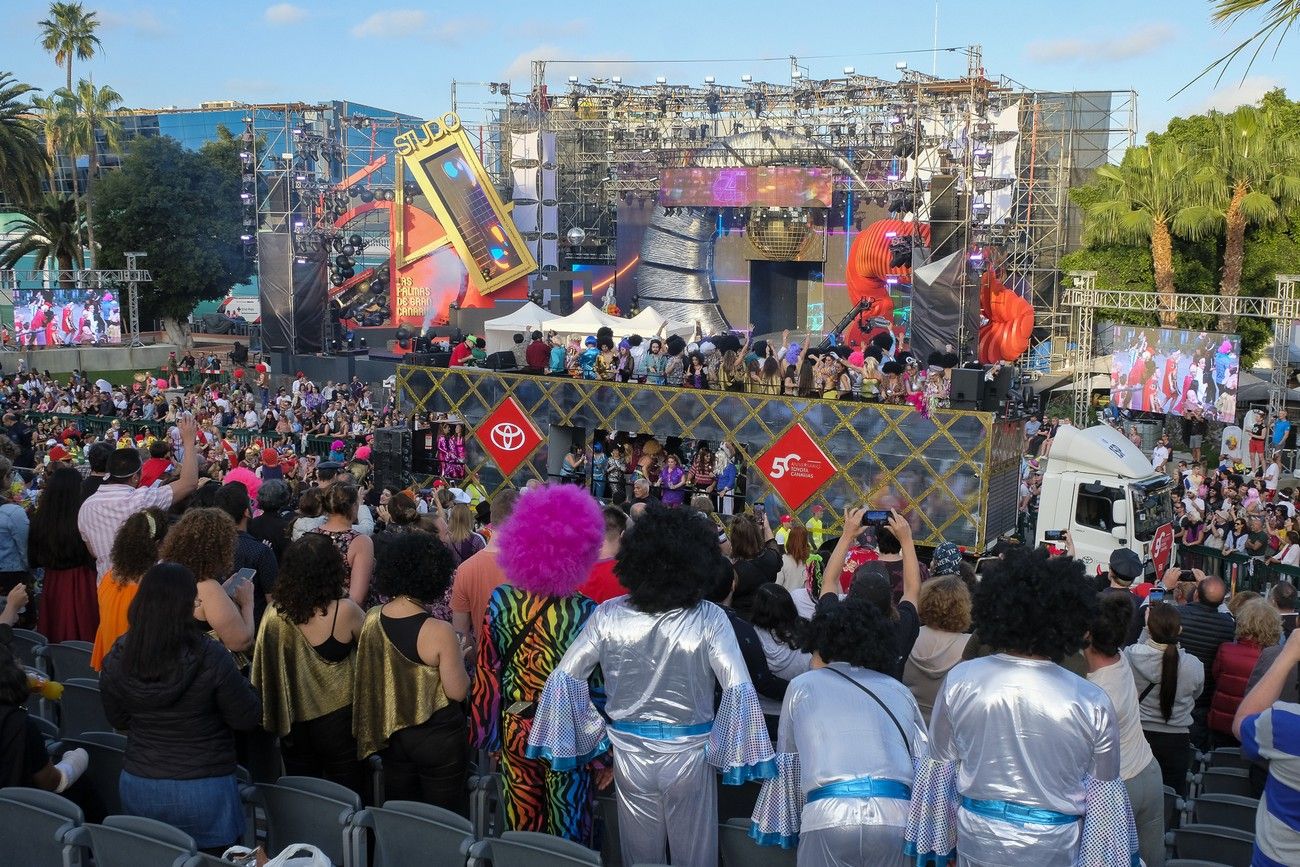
[609,719,713,740]
[961,796,1080,827]
[807,776,912,803]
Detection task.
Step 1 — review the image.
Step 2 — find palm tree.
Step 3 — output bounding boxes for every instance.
[0,194,86,286]
[1083,143,1202,326]
[0,72,48,207]
[58,79,122,258]
[37,2,101,93]
[30,93,65,193]
[1179,105,1300,331]
[1181,1,1300,92]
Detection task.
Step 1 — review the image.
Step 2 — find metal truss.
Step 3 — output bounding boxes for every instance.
[1062,271,1300,425]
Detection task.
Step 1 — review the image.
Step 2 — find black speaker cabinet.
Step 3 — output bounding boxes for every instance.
[949,367,983,409]
[373,426,412,491]
[484,350,518,370]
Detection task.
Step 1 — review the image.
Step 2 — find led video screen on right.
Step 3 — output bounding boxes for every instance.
[1109,326,1240,423]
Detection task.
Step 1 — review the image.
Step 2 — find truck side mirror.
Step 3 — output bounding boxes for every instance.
[1111,500,1128,527]
[1111,526,1128,542]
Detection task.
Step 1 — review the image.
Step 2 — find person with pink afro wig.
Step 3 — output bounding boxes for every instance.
[469,484,607,843]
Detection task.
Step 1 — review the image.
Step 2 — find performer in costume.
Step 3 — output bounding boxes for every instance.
[904,546,1139,866]
[470,485,606,843]
[527,504,776,867]
[750,596,927,865]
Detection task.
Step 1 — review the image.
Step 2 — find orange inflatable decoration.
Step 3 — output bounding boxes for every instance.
[843,219,930,347]
[978,264,1035,364]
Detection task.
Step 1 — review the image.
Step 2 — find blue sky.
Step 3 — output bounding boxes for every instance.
[3,0,1298,137]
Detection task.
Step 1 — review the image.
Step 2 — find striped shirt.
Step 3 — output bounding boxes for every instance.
[1240,700,1300,867]
[77,482,175,579]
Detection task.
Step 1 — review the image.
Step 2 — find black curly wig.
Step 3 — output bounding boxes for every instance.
[273,533,349,624]
[973,546,1097,661]
[616,501,727,613]
[803,596,898,673]
[665,334,687,357]
[374,528,456,604]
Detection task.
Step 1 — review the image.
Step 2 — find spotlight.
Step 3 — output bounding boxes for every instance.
[655,75,667,84]
[741,74,752,82]
[704,75,715,84]
[896,61,908,70]
[843,66,855,75]
[568,75,579,83]
[612,76,621,84]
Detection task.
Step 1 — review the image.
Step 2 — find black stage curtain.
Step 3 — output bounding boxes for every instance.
[910,249,977,364]
[293,248,327,354]
[258,230,292,353]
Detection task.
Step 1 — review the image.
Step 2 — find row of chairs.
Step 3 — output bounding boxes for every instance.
[11,629,99,682]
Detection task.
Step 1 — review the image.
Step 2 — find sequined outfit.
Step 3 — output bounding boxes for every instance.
[470,585,600,843]
[527,597,776,867]
[904,654,1139,866]
[751,663,928,866]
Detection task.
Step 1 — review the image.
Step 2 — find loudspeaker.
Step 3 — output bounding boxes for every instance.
[982,366,1015,412]
[949,368,982,409]
[929,174,964,258]
[484,350,518,370]
[373,426,412,491]
[405,351,449,367]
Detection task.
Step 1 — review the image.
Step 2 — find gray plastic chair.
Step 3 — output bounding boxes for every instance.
[11,627,47,668]
[719,817,796,867]
[355,800,473,867]
[1206,747,1249,771]
[37,641,97,682]
[58,678,111,739]
[1198,767,1255,798]
[0,786,83,867]
[61,731,127,817]
[253,775,362,867]
[469,830,602,867]
[69,815,196,867]
[1173,823,1256,865]
[1192,793,1259,833]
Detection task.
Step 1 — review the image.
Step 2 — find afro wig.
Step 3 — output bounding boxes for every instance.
[496,484,604,597]
[665,334,687,357]
[803,596,899,673]
[617,501,728,613]
[973,546,1097,661]
[711,333,743,354]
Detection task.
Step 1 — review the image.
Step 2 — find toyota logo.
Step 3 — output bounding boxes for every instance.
[489,422,526,452]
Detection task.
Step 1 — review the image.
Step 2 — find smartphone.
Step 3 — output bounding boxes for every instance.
[1148,587,1166,604]
[225,567,257,598]
[864,509,891,526]
[1044,529,1067,541]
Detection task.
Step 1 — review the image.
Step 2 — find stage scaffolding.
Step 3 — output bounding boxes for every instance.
[450,51,1135,354]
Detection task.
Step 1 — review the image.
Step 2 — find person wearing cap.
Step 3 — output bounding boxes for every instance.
[1102,548,1146,648]
[45,444,73,468]
[78,415,202,579]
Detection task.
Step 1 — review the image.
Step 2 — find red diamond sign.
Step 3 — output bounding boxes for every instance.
[755,423,836,511]
[474,397,542,477]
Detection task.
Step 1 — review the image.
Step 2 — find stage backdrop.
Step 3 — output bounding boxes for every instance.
[258,230,293,353]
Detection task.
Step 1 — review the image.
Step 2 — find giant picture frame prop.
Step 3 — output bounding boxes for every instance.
[394,113,537,295]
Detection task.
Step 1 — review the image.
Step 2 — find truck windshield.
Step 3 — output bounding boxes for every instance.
[1130,479,1174,542]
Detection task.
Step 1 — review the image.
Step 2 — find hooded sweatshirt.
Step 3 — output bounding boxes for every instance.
[903,626,971,723]
[1122,639,1205,733]
[99,633,261,780]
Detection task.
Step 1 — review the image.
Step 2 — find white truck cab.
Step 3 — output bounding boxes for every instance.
[1034,424,1176,578]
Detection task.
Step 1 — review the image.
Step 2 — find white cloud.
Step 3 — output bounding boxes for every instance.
[351,9,429,39]
[1025,23,1175,64]
[1196,75,1282,114]
[264,4,307,25]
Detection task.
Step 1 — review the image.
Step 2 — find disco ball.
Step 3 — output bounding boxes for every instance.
[566,226,587,246]
[746,208,814,260]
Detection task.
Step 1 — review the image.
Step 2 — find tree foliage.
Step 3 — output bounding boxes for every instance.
[0,71,48,207]
[0,193,84,277]
[1067,87,1300,365]
[93,134,252,324]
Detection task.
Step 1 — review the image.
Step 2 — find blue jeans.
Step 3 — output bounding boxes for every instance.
[119,770,244,849]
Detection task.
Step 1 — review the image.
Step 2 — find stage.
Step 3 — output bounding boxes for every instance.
[399,366,1022,551]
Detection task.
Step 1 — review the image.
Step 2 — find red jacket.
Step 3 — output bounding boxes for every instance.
[1208,639,1263,736]
[525,340,549,372]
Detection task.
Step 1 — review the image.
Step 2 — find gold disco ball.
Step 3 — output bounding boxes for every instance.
[746,207,814,259]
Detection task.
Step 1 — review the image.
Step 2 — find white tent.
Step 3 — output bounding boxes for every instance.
[541,302,632,338]
[626,306,694,338]
[482,301,550,354]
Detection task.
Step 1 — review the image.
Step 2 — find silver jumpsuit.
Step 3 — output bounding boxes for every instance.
[904,654,1140,866]
[751,662,928,866]
[527,598,776,867]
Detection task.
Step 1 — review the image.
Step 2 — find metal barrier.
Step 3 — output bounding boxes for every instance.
[1176,543,1300,594]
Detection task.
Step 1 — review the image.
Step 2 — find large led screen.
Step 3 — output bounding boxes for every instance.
[660,166,834,208]
[1109,326,1239,423]
[12,289,121,346]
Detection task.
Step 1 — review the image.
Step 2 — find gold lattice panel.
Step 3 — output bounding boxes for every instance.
[398,367,1023,550]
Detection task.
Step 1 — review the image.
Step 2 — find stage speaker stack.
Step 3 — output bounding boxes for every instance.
[982,366,1016,413]
[949,368,982,410]
[929,174,963,258]
[373,427,412,491]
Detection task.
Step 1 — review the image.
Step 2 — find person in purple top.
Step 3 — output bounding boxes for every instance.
[658,454,688,507]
